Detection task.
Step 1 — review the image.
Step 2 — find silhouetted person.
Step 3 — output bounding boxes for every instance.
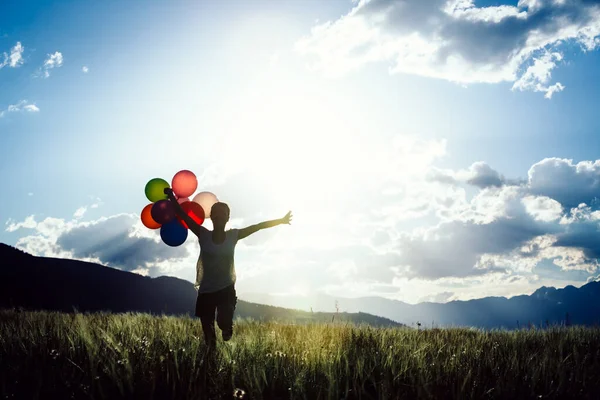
[164,188,292,349]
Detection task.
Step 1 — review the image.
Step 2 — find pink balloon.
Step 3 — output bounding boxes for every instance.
[177,196,190,204]
[172,170,198,198]
[192,191,219,219]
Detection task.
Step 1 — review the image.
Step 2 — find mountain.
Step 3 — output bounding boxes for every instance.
[242,281,600,329]
[0,243,401,328]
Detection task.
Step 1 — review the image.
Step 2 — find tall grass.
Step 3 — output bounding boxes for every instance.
[1,309,600,399]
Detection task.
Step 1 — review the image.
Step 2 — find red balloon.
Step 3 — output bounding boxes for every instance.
[141,204,161,229]
[177,201,205,229]
[172,170,198,198]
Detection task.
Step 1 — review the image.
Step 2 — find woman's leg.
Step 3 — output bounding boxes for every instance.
[196,292,217,349]
[216,284,237,341]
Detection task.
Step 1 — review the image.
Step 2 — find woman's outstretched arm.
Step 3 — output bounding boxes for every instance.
[163,188,205,237]
[238,211,292,240]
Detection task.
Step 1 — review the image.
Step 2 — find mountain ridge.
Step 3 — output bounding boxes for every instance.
[241,281,600,329]
[0,243,402,328]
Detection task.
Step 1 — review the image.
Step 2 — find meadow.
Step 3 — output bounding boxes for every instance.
[1,309,599,399]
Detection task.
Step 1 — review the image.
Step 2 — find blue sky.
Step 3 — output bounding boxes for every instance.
[2,0,600,306]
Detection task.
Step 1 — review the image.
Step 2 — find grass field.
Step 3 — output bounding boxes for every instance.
[1,309,600,399]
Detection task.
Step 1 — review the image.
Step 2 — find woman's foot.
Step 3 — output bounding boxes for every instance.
[222,329,233,341]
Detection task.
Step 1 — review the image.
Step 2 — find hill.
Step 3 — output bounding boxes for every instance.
[0,243,401,327]
[243,280,600,329]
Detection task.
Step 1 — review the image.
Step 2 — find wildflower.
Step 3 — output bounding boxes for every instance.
[266,353,272,358]
[233,388,246,399]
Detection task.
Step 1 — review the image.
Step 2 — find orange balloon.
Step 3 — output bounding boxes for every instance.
[141,203,161,229]
[177,201,205,229]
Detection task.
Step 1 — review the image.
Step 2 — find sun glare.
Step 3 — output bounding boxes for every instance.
[219,68,367,219]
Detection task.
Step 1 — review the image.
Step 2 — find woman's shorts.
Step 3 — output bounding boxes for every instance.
[195,284,237,319]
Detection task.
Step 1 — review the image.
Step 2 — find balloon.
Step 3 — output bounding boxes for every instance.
[141,204,161,229]
[145,178,170,202]
[177,196,190,204]
[151,199,176,224]
[172,170,198,198]
[192,191,219,219]
[177,201,205,229]
[160,219,188,247]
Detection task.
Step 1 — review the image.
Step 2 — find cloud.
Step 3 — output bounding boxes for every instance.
[427,161,524,188]
[389,155,600,280]
[5,215,37,232]
[38,51,63,78]
[82,66,89,73]
[528,158,600,209]
[296,0,600,97]
[55,215,189,270]
[8,210,195,277]
[512,50,565,98]
[0,100,40,118]
[0,42,24,69]
[464,162,504,188]
[393,187,552,279]
[521,195,563,222]
[71,197,103,220]
[7,135,600,302]
[418,291,455,303]
[73,207,87,219]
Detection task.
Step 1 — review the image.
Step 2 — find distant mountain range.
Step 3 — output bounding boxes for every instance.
[3,242,598,329]
[0,243,401,328]
[242,281,600,329]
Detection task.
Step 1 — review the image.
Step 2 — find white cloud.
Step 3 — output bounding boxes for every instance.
[296,0,600,97]
[427,161,525,188]
[10,210,194,278]
[39,51,63,78]
[82,66,89,73]
[5,215,37,232]
[23,104,39,112]
[0,100,40,118]
[512,51,564,98]
[521,195,563,222]
[70,197,103,220]
[73,207,87,219]
[528,158,600,209]
[0,42,24,69]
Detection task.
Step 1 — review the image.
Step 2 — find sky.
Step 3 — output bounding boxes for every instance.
[2,0,600,306]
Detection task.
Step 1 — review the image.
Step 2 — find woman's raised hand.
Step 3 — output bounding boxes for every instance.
[281,211,293,225]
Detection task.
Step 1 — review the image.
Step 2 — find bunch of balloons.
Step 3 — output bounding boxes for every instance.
[140,170,219,247]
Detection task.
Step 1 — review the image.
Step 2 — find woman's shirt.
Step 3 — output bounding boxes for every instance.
[195,226,239,293]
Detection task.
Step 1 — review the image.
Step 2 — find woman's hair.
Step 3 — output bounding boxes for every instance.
[211,202,230,216]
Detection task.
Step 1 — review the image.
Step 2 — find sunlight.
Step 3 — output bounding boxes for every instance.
[218,66,369,219]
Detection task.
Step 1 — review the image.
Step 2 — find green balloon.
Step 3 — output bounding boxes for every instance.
[145,178,170,202]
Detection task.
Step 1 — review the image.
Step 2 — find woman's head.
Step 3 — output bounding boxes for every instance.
[210,202,230,227]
